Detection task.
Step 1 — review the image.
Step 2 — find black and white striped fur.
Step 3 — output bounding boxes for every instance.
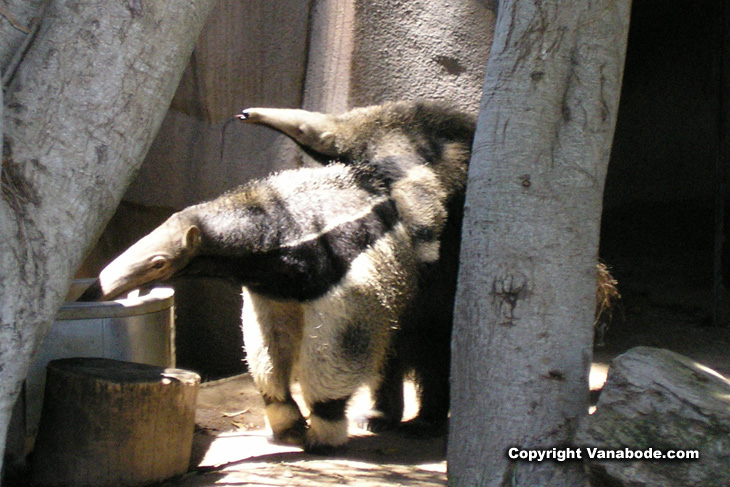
[84,162,420,450]
[240,100,476,435]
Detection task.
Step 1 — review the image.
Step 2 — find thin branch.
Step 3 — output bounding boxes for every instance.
[0,5,30,33]
[2,0,50,87]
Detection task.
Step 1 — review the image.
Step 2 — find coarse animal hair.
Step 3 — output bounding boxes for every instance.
[240,100,476,435]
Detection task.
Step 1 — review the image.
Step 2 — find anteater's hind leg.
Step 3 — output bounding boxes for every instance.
[242,289,307,446]
[404,343,450,437]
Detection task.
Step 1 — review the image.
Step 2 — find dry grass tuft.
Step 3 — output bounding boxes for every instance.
[595,262,621,347]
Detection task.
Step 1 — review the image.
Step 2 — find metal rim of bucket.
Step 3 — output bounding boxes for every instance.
[57,279,175,320]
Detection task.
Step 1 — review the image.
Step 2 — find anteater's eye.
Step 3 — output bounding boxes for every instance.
[150,257,167,270]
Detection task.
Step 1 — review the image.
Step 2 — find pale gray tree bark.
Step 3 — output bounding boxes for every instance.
[0,0,46,75]
[0,0,49,181]
[448,1,630,486]
[0,0,215,478]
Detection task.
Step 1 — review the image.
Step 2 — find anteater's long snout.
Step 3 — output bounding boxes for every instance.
[238,107,339,157]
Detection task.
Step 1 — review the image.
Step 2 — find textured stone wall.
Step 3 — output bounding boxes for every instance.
[123,0,313,210]
[349,0,494,113]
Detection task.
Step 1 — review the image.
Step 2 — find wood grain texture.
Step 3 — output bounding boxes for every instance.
[32,358,200,487]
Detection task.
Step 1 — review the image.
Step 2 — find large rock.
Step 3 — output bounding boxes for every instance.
[577,346,730,486]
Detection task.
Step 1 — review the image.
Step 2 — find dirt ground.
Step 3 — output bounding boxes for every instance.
[8,286,728,487]
[154,377,449,487]
[7,296,725,487]
[8,203,729,486]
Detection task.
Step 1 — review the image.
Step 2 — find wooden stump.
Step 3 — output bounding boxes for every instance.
[31,358,200,487]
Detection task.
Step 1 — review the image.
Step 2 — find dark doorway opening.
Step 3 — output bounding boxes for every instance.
[598,0,730,373]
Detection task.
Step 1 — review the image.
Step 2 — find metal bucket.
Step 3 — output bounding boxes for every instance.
[16,279,175,445]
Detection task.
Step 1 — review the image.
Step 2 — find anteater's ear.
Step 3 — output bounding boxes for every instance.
[183,225,201,251]
[319,131,335,148]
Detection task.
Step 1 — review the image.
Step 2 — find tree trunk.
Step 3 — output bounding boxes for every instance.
[0,0,46,77]
[448,1,630,486]
[0,0,48,184]
[0,0,215,479]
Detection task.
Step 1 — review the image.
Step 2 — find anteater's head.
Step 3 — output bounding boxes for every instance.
[238,107,340,157]
[80,213,201,301]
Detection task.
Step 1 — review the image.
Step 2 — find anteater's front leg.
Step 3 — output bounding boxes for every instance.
[365,351,405,432]
[242,289,307,446]
[297,286,397,453]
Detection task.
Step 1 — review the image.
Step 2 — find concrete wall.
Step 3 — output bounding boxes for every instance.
[350,0,494,112]
[85,0,728,377]
[124,0,313,210]
[91,0,730,376]
[123,0,496,210]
